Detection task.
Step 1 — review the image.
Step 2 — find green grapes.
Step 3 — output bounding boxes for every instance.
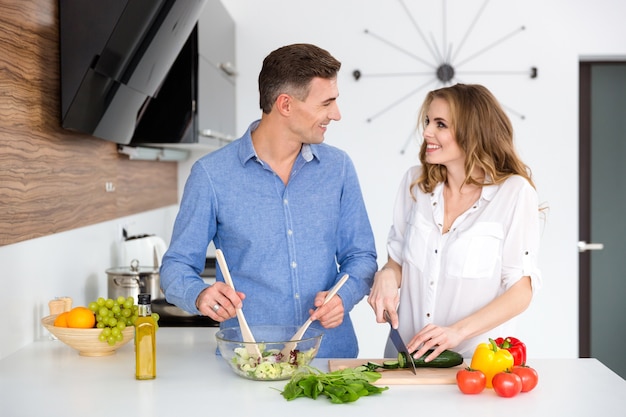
[87,296,159,346]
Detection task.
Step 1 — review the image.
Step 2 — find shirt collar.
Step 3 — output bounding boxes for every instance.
[238,119,319,166]
[238,120,260,166]
[301,143,315,162]
[430,174,500,202]
[481,179,499,201]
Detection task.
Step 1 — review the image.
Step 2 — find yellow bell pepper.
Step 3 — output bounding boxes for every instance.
[469,338,514,388]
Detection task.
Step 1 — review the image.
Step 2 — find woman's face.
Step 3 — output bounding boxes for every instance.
[422,97,465,168]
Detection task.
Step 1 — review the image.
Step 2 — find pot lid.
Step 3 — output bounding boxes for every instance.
[106,259,159,276]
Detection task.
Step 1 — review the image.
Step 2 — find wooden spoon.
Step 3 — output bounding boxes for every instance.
[215,249,261,358]
[280,274,349,358]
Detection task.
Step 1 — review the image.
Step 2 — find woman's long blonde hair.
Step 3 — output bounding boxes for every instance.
[412,83,534,195]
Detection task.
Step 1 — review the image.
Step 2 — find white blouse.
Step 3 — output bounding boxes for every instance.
[385,166,542,357]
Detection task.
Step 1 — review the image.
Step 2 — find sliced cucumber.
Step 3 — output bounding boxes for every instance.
[397,352,407,369]
[362,361,383,372]
[382,360,399,369]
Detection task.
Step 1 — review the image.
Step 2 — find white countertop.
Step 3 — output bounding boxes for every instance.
[1,327,625,417]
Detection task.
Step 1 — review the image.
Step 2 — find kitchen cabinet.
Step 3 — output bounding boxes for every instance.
[197,0,237,145]
[2,327,625,416]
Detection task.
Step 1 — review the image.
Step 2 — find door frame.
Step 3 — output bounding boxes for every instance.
[578,61,591,358]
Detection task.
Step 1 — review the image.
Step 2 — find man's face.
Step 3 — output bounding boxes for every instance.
[288,77,341,144]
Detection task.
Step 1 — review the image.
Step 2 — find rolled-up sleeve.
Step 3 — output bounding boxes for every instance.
[501,178,543,294]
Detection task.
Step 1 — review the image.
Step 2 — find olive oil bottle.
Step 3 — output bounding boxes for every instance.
[135,293,156,380]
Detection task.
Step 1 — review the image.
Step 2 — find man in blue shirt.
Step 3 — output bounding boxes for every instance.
[160,43,377,358]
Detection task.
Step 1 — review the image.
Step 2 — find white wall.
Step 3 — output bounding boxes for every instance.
[219,0,626,359]
[2,0,625,361]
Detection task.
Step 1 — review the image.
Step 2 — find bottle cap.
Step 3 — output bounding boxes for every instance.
[138,293,151,305]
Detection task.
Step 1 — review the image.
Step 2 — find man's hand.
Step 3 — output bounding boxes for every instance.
[196,282,245,321]
[309,291,344,328]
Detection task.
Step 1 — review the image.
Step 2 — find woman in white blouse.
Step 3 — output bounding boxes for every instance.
[368,83,542,360]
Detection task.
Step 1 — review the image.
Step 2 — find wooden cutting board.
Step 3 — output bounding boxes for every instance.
[328,358,466,385]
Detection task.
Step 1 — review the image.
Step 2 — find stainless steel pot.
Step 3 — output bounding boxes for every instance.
[106,259,163,303]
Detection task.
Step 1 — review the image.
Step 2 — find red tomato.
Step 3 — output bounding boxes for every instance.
[511,364,539,392]
[492,371,522,398]
[456,367,486,394]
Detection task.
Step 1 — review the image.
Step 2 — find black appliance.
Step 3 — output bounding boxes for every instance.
[58,0,206,145]
[152,257,219,327]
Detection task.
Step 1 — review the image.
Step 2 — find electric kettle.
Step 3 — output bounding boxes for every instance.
[120,233,168,268]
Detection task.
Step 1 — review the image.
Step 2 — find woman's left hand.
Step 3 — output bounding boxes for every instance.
[406,324,463,362]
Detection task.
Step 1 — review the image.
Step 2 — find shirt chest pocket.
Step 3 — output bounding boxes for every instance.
[447,222,504,279]
[403,210,433,271]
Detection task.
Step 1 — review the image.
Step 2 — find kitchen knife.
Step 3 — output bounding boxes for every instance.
[384,310,417,375]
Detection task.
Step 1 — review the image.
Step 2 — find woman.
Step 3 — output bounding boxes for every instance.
[368,83,542,361]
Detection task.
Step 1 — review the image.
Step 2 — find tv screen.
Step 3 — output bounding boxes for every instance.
[59,0,207,145]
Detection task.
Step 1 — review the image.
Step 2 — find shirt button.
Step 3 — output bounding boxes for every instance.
[434,249,438,254]
[295,293,300,299]
[287,229,293,236]
[426,313,431,318]
[430,281,434,286]
[291,261,297,269]
[283,199,288,205]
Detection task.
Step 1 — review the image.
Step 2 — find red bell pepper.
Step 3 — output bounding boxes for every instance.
[494,336,526,366]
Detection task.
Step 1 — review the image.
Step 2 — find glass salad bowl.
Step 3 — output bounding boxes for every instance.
[215,325,323,381]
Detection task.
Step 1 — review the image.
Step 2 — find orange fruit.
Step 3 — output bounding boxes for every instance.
[53,311,69,327]
[66,306,96,329]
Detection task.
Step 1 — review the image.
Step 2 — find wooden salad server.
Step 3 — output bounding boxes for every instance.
[215,249,261,358]
[280,274,349,358]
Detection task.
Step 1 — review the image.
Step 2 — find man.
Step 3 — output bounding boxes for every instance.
[160,43,377,357]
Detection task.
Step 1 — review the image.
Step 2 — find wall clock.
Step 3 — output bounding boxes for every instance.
[353,0,537,153]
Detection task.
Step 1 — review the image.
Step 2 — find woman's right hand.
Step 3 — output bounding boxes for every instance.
[367,259,402,327]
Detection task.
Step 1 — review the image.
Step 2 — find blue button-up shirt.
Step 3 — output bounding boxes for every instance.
[160,121,377,357]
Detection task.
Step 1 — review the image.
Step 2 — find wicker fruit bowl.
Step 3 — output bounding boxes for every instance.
[41,315,134,356]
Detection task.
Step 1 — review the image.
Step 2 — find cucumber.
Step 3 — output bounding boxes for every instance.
[382,360,399,369]
[361,360,401,371]
[397,352,406,369]
[398,349,464,368]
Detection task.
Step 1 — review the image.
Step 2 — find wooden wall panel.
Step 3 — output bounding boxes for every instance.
[0,0,178,246]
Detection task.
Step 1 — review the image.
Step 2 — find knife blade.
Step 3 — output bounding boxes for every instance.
[384,310,417,375]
